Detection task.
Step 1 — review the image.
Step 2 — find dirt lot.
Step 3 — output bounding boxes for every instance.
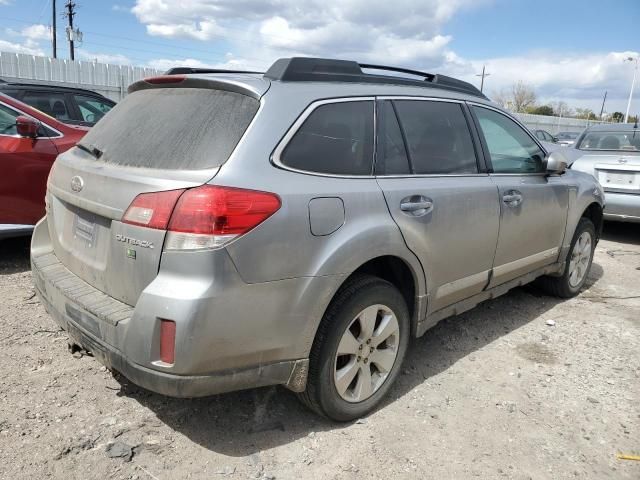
[0,223,638,480]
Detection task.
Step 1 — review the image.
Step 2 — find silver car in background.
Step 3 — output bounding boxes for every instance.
[570,123,640,222]
[556,131,581,147]
[31,57,604,421]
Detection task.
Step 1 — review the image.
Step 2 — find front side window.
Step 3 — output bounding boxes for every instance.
[393,100,478,175]
[473,106,545,173]
[74,95,113,124]
[577,131,640,151]
[0,104,19,135]
[21,92,71,122]
[280,100,374,175]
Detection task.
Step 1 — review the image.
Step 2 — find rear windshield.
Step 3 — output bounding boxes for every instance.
[577,130,640,151]
[78,88,259,169]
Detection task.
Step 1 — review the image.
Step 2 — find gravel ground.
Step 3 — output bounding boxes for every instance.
[0,223,638,480]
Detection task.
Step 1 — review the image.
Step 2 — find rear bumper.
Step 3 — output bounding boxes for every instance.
[31,216,342,397]
[603,192,640,223]
[34,283,303,397]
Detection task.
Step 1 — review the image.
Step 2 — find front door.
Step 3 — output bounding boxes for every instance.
[470,105,569,287]
[375,99,500,313]
[0,102,58,226]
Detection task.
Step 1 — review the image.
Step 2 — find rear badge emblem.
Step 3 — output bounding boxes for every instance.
[618,158,627,164]
[70,176,84,192]
[126,248,136,260]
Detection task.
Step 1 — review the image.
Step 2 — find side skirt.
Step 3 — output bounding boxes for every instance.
[416,262,564,337]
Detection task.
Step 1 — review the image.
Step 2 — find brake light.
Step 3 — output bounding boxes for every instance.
[121,185,281,250]
[122,189,185,229]
[165,185,281,250]
[159,319,176,364]
[144,75,186,84]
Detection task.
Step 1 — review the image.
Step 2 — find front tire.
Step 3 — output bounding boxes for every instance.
[298,275,410,421]
[537,217,596,298]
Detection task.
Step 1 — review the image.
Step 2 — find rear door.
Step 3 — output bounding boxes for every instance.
[70,93,115,126]
[470,104,568,287]
[376,98,500,313]
[20,91,75,124]
[46,84,261,306]
[0,101,58,226]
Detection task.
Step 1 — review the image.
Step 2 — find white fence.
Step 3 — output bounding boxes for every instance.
[511,112,608,135]
[0,51,161,102]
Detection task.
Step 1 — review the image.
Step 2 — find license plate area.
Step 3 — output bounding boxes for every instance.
[74,214,96,246]
[597,169,640,192]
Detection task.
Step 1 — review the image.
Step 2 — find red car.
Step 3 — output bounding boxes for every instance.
[0,93,88,238]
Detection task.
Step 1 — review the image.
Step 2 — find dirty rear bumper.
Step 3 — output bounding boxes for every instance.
[34,276,308,397]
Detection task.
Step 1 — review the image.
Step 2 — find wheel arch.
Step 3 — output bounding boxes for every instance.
[324,255,426,338]
[581,201,604,241]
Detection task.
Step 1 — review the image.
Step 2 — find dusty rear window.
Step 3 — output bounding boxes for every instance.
[78,88,259,169]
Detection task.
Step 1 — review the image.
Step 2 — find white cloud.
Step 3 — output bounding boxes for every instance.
[20,24,51,41]
[0,38,44,55]
[127,1,640,114]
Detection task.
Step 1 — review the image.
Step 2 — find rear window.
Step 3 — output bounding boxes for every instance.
[78,88,259,170]
[280,100,374,175]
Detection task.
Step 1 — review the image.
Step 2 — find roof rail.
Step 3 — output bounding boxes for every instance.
[264,57,486,99]
[165,67,263,75]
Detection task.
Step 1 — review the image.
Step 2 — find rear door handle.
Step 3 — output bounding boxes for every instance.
[502,190,523,207]
[400,196,433,216]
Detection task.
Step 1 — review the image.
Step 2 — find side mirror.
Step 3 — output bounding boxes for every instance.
[552,136,559,143]
[545,151,568,174]
[16,116,40,138]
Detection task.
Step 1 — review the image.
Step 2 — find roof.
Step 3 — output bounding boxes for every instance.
[584,122,639,131]
[162,56,487,100]
[0,79,114,100]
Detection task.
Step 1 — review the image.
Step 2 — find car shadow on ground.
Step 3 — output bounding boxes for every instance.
[0,237,31,275]
[117,264,603,457]
[601,221,640,246]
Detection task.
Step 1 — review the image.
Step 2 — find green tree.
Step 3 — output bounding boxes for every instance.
[528,105,554,116]
[611,111,624,122]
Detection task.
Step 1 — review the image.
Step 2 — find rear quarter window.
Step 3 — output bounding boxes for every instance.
[78,88,259,170]
[279,100,374,175]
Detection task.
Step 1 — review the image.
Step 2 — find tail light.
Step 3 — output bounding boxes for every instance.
[122,185,281,250]
[122,189,185,229]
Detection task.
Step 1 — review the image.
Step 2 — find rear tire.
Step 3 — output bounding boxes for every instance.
[537,217,595,298]
[298,275,409,421]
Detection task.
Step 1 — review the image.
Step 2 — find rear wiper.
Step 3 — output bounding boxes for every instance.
[76,143,103,159]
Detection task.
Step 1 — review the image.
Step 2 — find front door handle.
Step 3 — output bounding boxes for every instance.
[400,196,434,216]
[502,190,523,207]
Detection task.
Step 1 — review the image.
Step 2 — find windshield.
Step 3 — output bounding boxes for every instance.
[577,130,640,151]
[557,132,579,140]
[78,88,259,169]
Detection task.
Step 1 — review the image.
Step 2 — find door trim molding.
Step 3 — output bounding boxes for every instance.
[492,247,559,279]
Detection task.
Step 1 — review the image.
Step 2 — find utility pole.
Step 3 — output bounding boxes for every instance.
[64,1,82,61]
[599,91,607,119]
[475,65,491,93]
[52,0,57,58]
[624,56,638,123]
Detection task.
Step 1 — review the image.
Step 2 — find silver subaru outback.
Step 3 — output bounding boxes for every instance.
[31,57,604,421]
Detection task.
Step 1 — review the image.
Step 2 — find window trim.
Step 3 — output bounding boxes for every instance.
[271,96,377,179]
[374,96,489,177]
[467,102,548,176]
[0,99,64,139]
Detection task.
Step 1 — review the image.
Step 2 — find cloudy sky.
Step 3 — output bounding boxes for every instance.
[1,0,638,114]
